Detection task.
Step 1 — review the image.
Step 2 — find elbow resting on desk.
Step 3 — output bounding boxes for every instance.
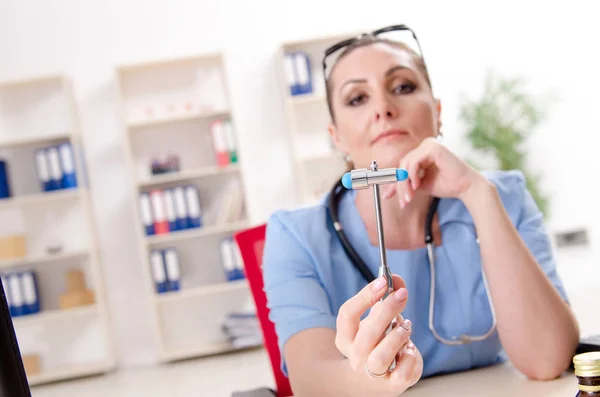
[509,314,580,381]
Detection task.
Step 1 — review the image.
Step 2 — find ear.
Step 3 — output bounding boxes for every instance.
[328,122,349,155]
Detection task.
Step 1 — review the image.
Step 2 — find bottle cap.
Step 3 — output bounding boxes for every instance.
[573,351,600,377]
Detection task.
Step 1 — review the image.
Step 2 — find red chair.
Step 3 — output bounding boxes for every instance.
[234,224,294,397]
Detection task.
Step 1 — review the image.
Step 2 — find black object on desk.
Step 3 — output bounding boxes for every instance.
[577,335,600,355]
[0,279,32,396]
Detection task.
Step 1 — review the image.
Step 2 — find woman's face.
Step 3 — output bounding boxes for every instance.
[327,42,441,169]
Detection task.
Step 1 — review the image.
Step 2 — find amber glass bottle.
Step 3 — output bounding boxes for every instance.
[574,352,600,396]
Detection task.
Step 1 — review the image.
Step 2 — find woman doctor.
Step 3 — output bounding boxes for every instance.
[261,25,580,397]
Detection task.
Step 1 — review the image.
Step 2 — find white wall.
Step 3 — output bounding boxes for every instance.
[0,0,598,367]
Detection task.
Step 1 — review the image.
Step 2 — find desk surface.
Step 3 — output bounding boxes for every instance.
[405,363,577,396]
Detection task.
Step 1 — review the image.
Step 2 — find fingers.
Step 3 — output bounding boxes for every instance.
[335,276,390,350]
[391,274,406,291]
[402,146,434,192]
[353,287,409,357]
[366,317,413,376]
[389,341,423,389]
[383,139,439,203]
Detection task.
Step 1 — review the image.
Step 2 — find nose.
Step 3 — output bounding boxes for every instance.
[373,94,398,122]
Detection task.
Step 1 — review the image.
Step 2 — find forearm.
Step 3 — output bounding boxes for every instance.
[460,179,579,379]
[289,354,367,397]
[285,331,377,397]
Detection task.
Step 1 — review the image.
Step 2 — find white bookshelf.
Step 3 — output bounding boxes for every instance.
[0,74,115,385]
[116,53,259,362]
[277,34,358,205]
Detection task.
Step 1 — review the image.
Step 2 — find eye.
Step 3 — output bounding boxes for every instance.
[392,82,416,95]
[347,93,367,106]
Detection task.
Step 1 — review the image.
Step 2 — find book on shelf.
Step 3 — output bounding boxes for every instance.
[215,181,245,226]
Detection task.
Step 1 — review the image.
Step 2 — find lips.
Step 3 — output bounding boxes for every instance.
[371,129,408,145]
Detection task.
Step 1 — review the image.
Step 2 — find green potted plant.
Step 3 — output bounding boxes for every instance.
[459,70,552,219]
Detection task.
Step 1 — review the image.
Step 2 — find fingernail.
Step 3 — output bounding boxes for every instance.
[400,319,412,331]
[404,193,411,203]
[406,341,416,351]
[394,288,408,301]
[372,276,386,291]
[399,200,405,209]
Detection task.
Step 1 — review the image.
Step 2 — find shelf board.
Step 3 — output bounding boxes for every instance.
[0,249,90,270]
[12,304,98,327]
[145,220,250,246]
[137,164,240,187]
[155,279,248,304]
[0,188,84,208]
[0,74,65,90]
[127,109,230,129]
[117,52,223,74]
[27,360,112,387]
[160,339,261,362]
[0,132,72,149]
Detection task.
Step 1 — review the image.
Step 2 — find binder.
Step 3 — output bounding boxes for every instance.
[284,53,299,96]
[220,238,238,281]
[139,193,155,236]
[293,52,312,95]
[173,186,189,230]
[1,275,14,316]
[232,241,246,280]
[224,121,238,164]
[149,250,168,293]
[46,146,63,191]
[150,190,169,234]
[163,189,178,231]
[164,248,180,292]
[184,185,202,228]
[34,150,51,192]
[7,274,23,317]
[58,142,77,189]
[0,160,11,199]
[20,271,40,315]
[210,121,230,167]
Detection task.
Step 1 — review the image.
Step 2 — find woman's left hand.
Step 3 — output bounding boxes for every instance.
[382,137,485,206]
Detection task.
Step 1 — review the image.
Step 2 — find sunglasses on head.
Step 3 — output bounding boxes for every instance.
[322,24,429,84]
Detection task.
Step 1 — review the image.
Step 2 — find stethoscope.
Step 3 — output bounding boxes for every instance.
[327,161,497,353]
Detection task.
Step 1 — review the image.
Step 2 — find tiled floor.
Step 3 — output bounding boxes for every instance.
[31,348,275,397]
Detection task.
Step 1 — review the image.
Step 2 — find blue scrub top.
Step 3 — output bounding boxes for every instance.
[262,170,569,378]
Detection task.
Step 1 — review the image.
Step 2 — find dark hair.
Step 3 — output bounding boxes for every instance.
[324,35,432,123]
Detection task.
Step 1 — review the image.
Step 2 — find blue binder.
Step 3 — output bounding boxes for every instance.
[139,193,155,236]
[184,185,202,228]
[46,147,62,191]
[163,248,181,291]
[284,53,299,96]
[6,274,23,317]
[34,149,52,192]
[220,238,244,281]
[20,271,40,315]
[0,160,11,199]
[58,142,77,189]
[149,250,168,293]
[163,189,178,232]
[293,52,313,95]
[173,187,189,230]
[1,276,14,316]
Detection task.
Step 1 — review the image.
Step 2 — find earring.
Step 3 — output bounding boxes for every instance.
[344,154,352,162]
[436,130,444,140]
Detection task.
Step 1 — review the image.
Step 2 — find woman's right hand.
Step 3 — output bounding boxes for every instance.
[335,274,423,395]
